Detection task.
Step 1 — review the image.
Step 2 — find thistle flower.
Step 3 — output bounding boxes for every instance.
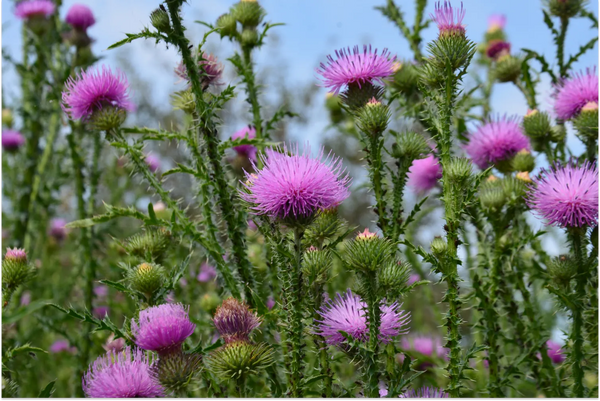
[20,291,31,306]
[206,341,274,380]
[401,336,449,360]
[175,53,224,88]
[14,0,55,19]
[546,340,565,364]
[526,162,598,228]
[240,144,351,221]
[65,4,96,31]
[407,154,443,194]
[131,304,196,354]
[430,1,466,37]
[5,248,27,263]
[103,334,126,353]
[316,45,396,94]
[400,387,450,398]
[486,40,511,60]
[315,290,410,345]
[62,66,133,129]
[2,130,25,152]
[48,218,68,241]
[554,68,599,120]
[465,115,531,170]
[82,347,164,398]
[144,153,160,173]
[213,298,262,343]
[197,262,217,283]
[94,285,108,298]
[266,296,275,310]
[93,306,109,319]
[231,125,257,160]
[50,340,77,354]
[487,14,506,33]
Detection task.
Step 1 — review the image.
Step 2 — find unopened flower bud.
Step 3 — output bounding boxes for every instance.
[305,208,344,246]
[232,0,265,28]
[523,109,552,140]
[493,55,521,83]
[199,292,221,314]
[87,106,127,131]
[573,102,598,140]
[391,132,430,161]
[123,227,172,262]
[550,124,567,142]
[548,0,586,19]
[150,8,171,33]
[511,149,535,172]
[206,341,274,380]
[548,255,577,287]
[430,236,448,258]
[380,260,411,293]
[340,82,384,112]
[355,98,391,136]
[217,13,237,37]
[170,89,196,114]
[240,28,259,48]
[2,109,14,128]
[515,171,533,184]
[153,352,203,392]
[2,248,34,289]
[345,229,396,272]
[302,247,331,286]
[128,262,166,298]
[390,61,419,94]
[446,157,473,184]
[480,186,506,210]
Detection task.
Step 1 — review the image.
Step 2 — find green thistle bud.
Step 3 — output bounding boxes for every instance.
[548,255,577,287]
[391,132,430,161]
[240,28,259,48]
[123,227,172,262]
[232,0,265,28]
[88,106,127,131]
[510,149,535,172]
[128,262,166,298]
[484,29,506,44]
[493,54,521,83]
[207,341,274,380]
[26,15,52,36]
[153,352,203,392]
[523,109,552,139]
[304,208,345,247]
[501,175,527,204]
[302,247,332,286]
[2,248,35,289]
[550,124,567,142]
[339,82,385,112]
[573,102,599,140]
[355,98,391,136]
[430,236,448,258]
[216,13,238,38]
[344,229,396,272]
[446,157,473,184]
[479,186,506,211]
[199,292,221,314]
[390,61,419,94]
[325,93,344,124]
[2,109,14,128]
[515,171,533,184]
[547,0,586,19]
[418,61,444,88]
[150,8,171,33]
[171,89,196,114]
[380,260,411,294]
[427,36,476,72]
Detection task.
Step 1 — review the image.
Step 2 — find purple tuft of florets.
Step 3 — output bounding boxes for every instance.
[175,53,224,88]
[526,162,598,228]
[241,144,351,220]
[316,45,396,94]
[65,4,95,30]
[315,290,410,345]
[144,154,161,173]
[487,14,506,33]
[82,346,164,398]
[407,155,442,194]
[48,218,68,241]
[213,298,262,343]
[554,68,598,120]
[231,125,257,160]
[431,1,466,37]
[400,387,450,398]
[486,40,511,60]
[5,247,27,262]
[197,262,217,283]
[546,340,565,364]
[2,130,25,151]
[131,303,196,354]
[62,65,134,121]
[401,336,448,359]
[15,0,55,19]
[50,339,77,354]
[465,115,530,169]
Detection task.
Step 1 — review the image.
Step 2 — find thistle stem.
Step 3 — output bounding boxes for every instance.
[311,284,333,398]
[241,46,264,139]
[557,17,569,78]
[363,270,381,398]
[366,134,390,235]
[391,160,411,240]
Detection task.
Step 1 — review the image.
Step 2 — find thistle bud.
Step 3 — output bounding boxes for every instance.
[479,186,506,210]
[240,28,259,48]
[206,341,274,380]
[123,227,171,262]
[305,208,344,247]
[548,255,577,287]
[445,157,473,184]
[355,98,391,136]
[340,82,385,112]
[501,175,527,203]
[550,124,567,142]
[573,102,599,140]
[493,55,521,83]
[523,109,552,139]
[170,89,196,115]
[87,106,127,131]
[428,37,475,71]
[199,292,221,314]
[510,149,535,172]
[325,93,344,124]
[391,132,430,161]
[390,61,419,94]
[302,247,332,286]
[128,262,166,298]
[548,0,586,19]
[153,352,203,392]
[2,248,34,289]
[150,8,171,33]
[344,229,397,272]
[2,109,14,128]
[213,298,262,343]
[418,61,444,88]
[430,236,448,258]
[380,260,411,293]
[515,171,533,184]
[232,0,265,28]
[217,13,238,37]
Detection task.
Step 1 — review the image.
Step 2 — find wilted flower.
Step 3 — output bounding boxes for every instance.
[82,347,164,398]
[315,290,410,345]
[213,298,262,343]
[50,340,77,354]
[431,1,466,37]
[546,340,565,364]
[14,0,55,19]
[527,162,598,228]
[131,303,196,354]
[554,68,598,120]
[487,14,506,33]
[65,4,96,31]
[407,155,443,194]
[197,262,217,283]
[2,130,25,152]
[316,45,396,94]
[231,125,257,160]
[48,218,68,241]
[400,387,450,398]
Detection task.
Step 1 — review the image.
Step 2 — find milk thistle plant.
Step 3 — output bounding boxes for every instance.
[1,0,598,398]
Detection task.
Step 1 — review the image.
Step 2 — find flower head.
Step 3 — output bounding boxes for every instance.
[546,340,565,364]
[486,40,511,60]
[316,45,396,94]
[62,65,133,122]
[175,53,224,88]
[65,4,95,31]
[131,304,196,354]
[5,248,27,263]
[231,126,257,160]
[197,262,217,283]
[144,154,160,173]
[48,218,68,241]
[93,306,109,319]
[554,68,599,120]
[487,14,506,33]
[50,340,77,354]
[431,1,466,37]
[526,162,598,228]
[15,0,55,19]
[356,228,378,240]
[240,144,350,220]
[82,346,164,398]
[400,387,450,398]
[2,130,25,152]
[213,298,262,343]
[20,291,31,306]
[407,155,443,194]
[401,336,448,359]
[103,334,126,353]
[465,115,530,169]
[315,290,410,345]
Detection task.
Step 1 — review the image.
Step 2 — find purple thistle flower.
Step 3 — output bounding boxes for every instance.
[14,0,55,20]
[50,340,77,354]
[401,336,449,360]
[465,115,530,169]
[546,340,565,364]
[131,303,196,354]
[5,247,27,262]
[103,334,126,353]
[65,4,95,31]
[266,296,276,310]
[400,387,450,398]
[554,68,598,120]
[175,53,224,88]
[487,14,506,33]
[431,1,466,37]
[82,346,164,398]
[197,262,217,283]
[315,290,410,345]
[94,285,108,298]
[526,162,598,228]
[486,40,511,60]
[407,155,443,194]
[2,130,25,151]
[407,274,421,286]
[48,218,67,241]
[316,45,396,94]
[62,65,133,122]
[213,298,262,343]
[241,144,351,220]
[20,291,31,306]
[144,153,161,173]
[93,306,109,319]
[231,125,257,160]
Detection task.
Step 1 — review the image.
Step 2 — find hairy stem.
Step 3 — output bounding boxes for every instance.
[242,46,264,139]
[366,134,389,235]
[363,270,381,398]
[569,228,588,397]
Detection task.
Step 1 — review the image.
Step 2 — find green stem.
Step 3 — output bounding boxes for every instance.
[557,17,569,78]
[391,160,411,241]
[236,375,247,397]
[363,270,381,398]
[311,283,332,398]
[514,80,537,110]
[242,46,264,139]
[366,134,389,235]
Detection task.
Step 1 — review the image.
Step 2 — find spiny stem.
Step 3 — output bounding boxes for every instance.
[363,270,381,398]
[366,134,389,235]
[241,45,264,139]
[557,16,569,78]
[391,159,411,241]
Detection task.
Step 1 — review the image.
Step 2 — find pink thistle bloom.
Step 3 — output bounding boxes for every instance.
[48,218,67,241]
[82,346,164,398]
[94,285,108,298]
[486,40,511,60]
[241,144,351,220]
[315,290,410,345]
[93,306,109,319]
[231,125,257,160]
[20,291,31,306]
[175,53,224,88]
[465,115,530,169]
[316,45,396,94]
[197,262,217,283]
[131,303,196,354]
[401,336,449,359]
[487,14,506,33]
[144,153,160,173]
[5,248,27,262]
[50,339,77,354]
[546,340,565,364]
[554,68,599,120]
[213,298,262,343]
[65,4,95,31]
[14,0,55,20]
[62,65,133,122]
[103,334,126,353]
[407,155,443,194]
[526,162,598,228]
[430,1,466,37]
[266,296,275,310]
[2,130,25,151]
[400,387,450,398]
[407,274,421,286]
